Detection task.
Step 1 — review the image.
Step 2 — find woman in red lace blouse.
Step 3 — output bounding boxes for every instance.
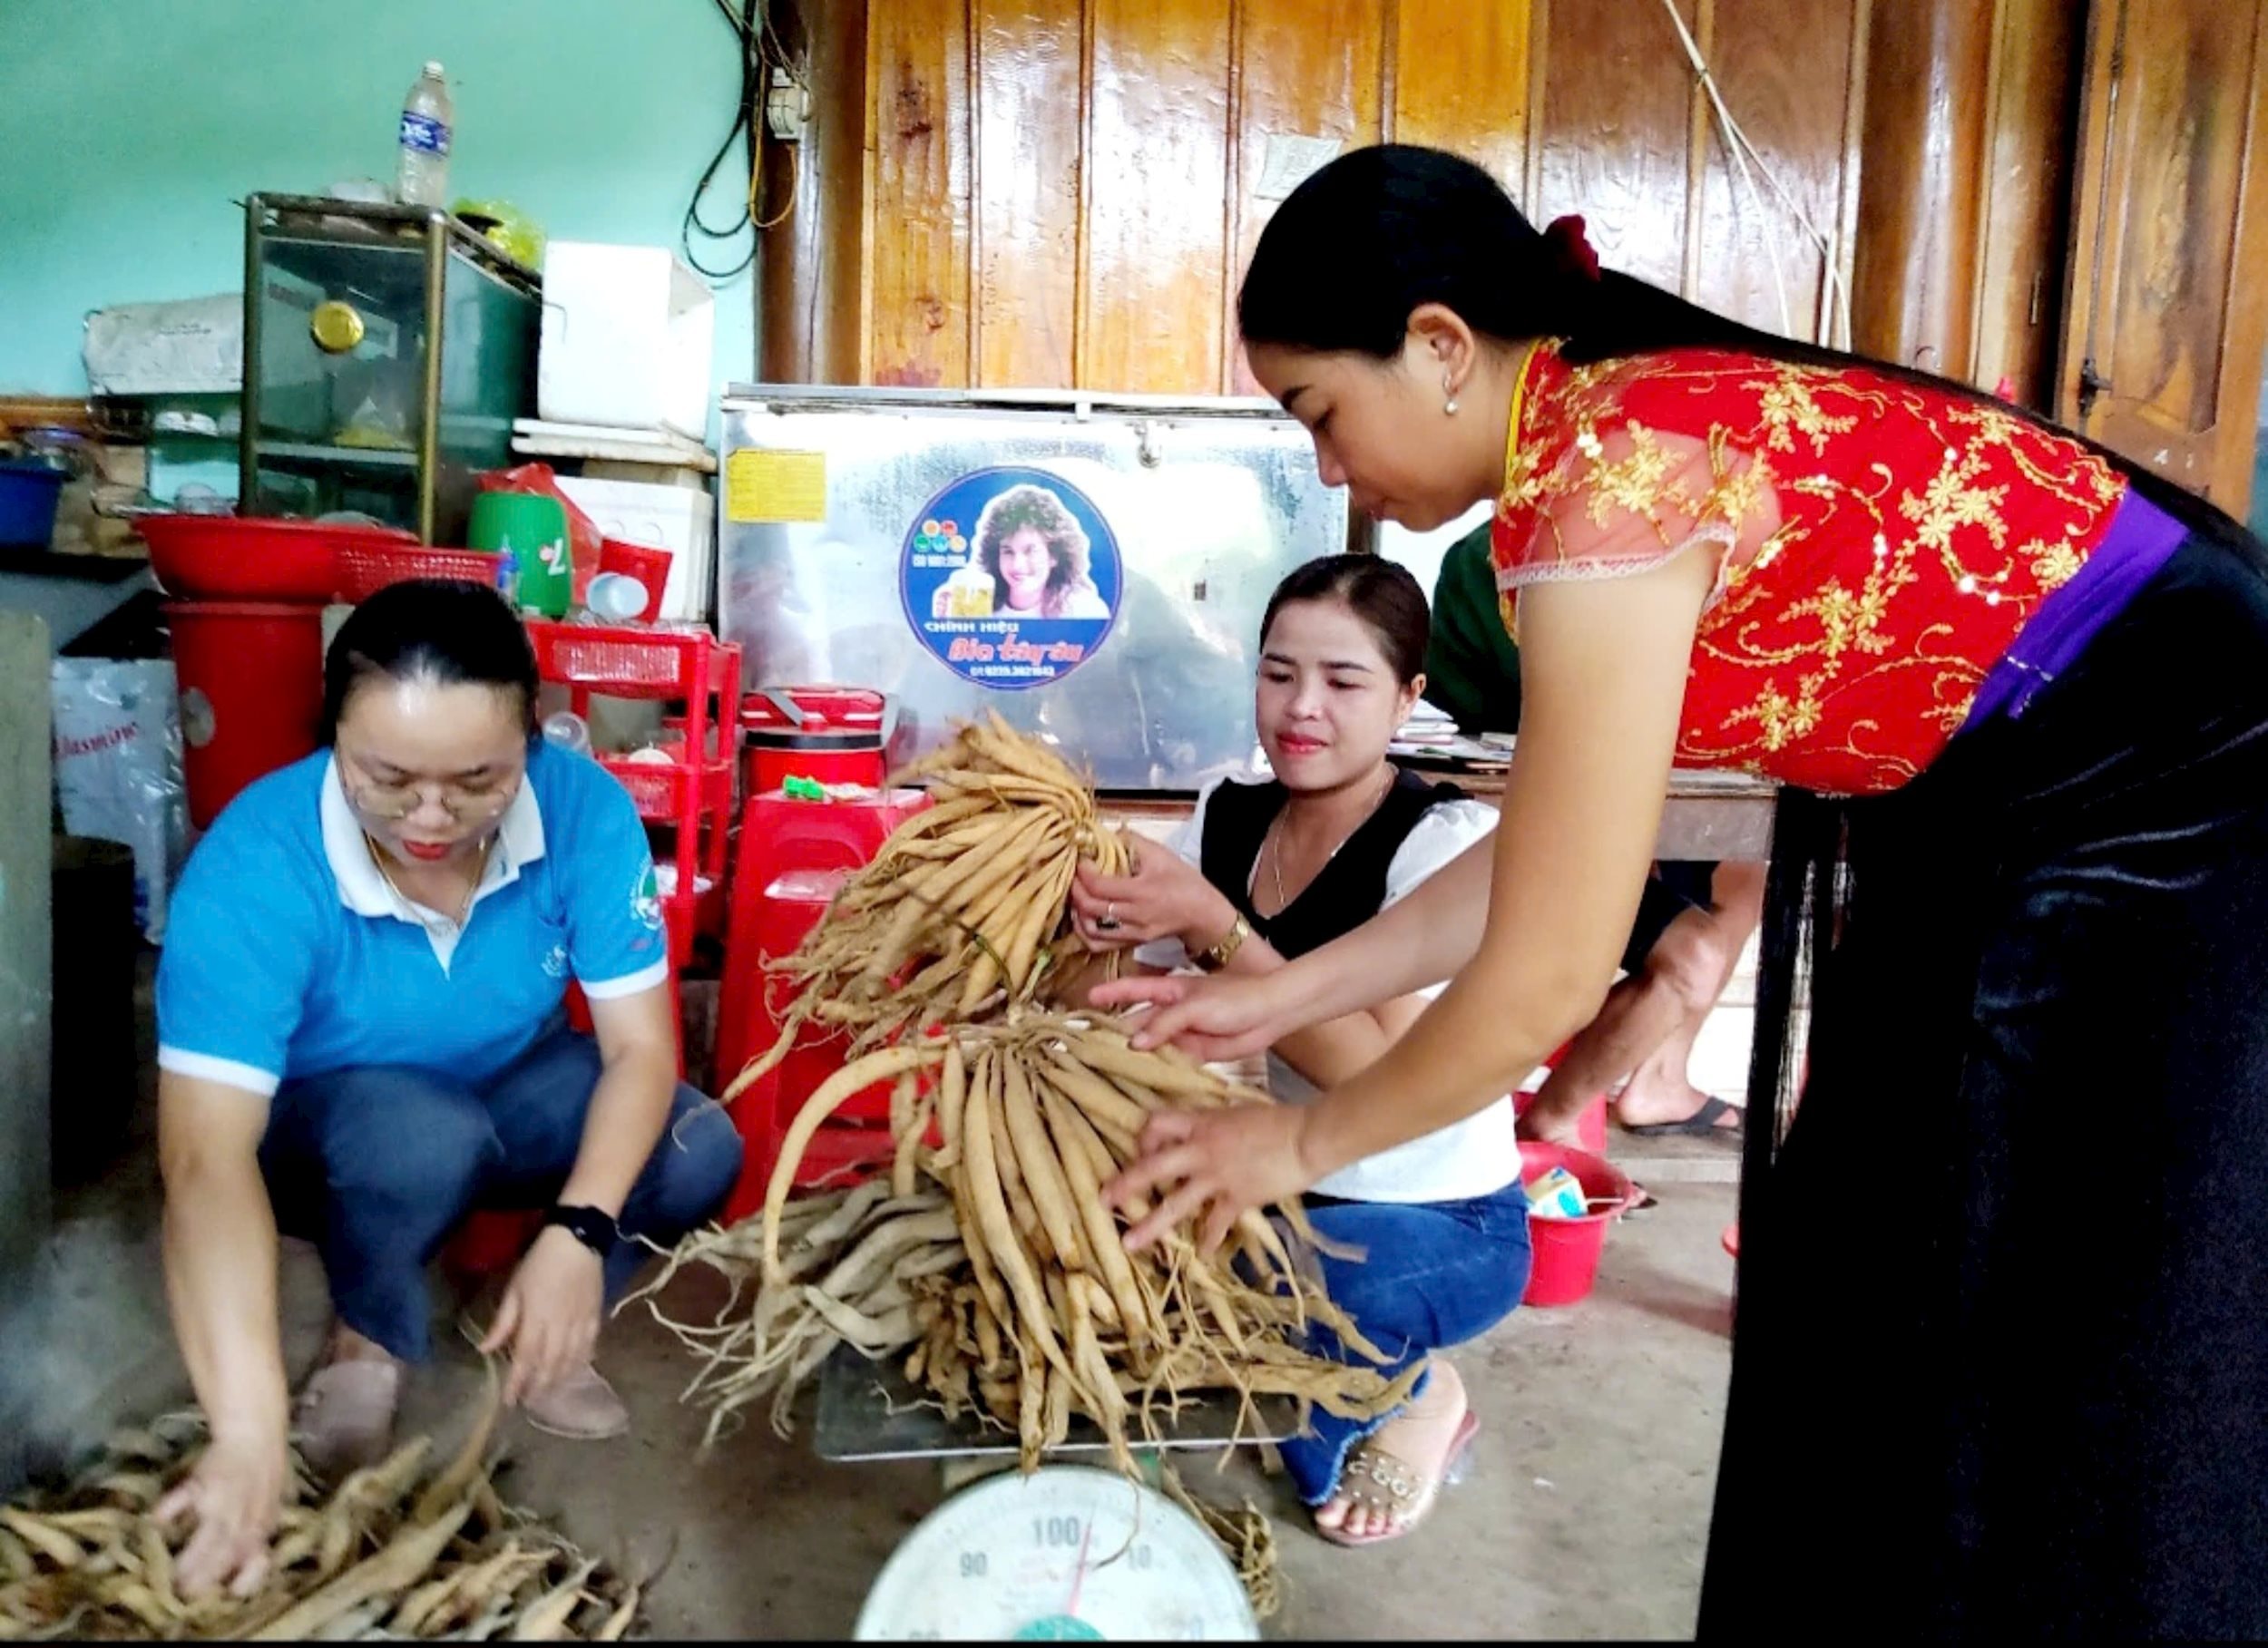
[1100,145,2268,1637]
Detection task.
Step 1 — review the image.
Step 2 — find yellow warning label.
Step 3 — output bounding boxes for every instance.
[726,448,828,522]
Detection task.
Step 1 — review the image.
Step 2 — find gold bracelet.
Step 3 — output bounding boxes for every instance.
[1192,911,1251,973]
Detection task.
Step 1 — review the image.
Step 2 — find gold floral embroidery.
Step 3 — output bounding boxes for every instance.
[1755,371,1859,456]
[2026,540,2084,589]
[1726,675,1825,751]
[1493,346,2127,792]
[1900,448,2010,556]
[1576,421,1677,527]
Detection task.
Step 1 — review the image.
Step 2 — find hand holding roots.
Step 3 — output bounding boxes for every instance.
[642,714,1403,1619]
[643,1010,1415,1473]
[0,1370,644,1641]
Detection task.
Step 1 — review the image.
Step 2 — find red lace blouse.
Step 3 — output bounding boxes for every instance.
[1489,342,2128,795]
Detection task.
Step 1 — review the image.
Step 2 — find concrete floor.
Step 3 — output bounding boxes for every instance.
[18,959,1744,1640]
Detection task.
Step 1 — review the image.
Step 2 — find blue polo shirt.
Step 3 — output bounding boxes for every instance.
[156,742,670,1098]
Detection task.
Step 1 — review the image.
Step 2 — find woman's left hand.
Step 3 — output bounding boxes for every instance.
[1070,837,1237,953]
[480,1225,604,1405]
[1104,1101,1322,1255]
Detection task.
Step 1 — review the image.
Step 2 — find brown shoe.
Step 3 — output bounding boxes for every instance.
[520,1362,630,1441]
[290,1357,403,1479]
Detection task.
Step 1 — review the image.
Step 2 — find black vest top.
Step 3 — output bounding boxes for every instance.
[1198,767,1469,961]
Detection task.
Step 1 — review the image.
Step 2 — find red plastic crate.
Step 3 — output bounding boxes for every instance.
[527,619,741,957]
[337,542,509,602]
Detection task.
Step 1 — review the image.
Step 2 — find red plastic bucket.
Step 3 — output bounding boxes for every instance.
[740,685,894,795]
[1519,1140,1637,1308]
[166,600,327,828]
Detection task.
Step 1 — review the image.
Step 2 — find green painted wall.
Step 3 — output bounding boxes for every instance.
[0,0,758,406]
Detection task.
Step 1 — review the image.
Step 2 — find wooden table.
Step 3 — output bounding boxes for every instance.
[1102,764,1807,1148]
[1102,765,1779,866]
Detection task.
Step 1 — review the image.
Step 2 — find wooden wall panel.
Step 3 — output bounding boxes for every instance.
[767,0,2075,405]
[761,0,868,384]
[1224,0,1384,391]
[973,1,1082,387]
[865,0,973,386]
[1849,0,1996,374]
[1077,0,1234,392]
[1969,0,2082,408]
[1692,0,1863,341]
[2060,0,2268,510]
[1531,0,1693,295]
[1389,0,1530,199]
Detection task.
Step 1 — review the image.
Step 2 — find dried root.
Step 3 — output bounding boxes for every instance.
[0,1374,643,1641]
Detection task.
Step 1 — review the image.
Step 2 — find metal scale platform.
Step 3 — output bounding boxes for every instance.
[816,1349,1286,1639]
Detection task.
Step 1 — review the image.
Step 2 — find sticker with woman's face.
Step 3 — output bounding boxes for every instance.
[900,467,1121,690]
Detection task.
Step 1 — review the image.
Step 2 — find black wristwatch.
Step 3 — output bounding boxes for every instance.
[543,1204,620,1260]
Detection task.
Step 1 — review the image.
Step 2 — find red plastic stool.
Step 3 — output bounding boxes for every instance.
[716,787,931,1224]
[442,1208,543,1282]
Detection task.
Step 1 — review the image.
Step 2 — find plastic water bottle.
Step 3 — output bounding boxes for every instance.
[395,62,453,208]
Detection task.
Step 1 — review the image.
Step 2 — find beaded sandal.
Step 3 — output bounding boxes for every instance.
[1315,1410,1480,1547]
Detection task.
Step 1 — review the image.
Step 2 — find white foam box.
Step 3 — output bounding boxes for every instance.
[537,242,715,443]
[554,473,716,624]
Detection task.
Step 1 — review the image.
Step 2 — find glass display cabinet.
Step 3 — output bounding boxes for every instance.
[240,194,540,543]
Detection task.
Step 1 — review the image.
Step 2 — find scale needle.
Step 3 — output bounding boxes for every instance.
[1063,1519,1095,1619]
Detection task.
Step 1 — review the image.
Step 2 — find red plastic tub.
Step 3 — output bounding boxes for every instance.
[139,515,413,601]
[166,600,327,828]
[1519,1140,1637,1308]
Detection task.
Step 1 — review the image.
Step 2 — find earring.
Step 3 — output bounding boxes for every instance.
[1442,374,1460,415]
[1443,395,1460,415]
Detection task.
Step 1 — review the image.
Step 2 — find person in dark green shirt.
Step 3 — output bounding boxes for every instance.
[1419,521,1523,737]
[1413,522,1757,1136]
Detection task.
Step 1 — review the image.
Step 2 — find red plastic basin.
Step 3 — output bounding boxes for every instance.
[139,515,415,601]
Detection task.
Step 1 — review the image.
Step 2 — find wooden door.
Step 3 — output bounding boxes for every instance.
[2058,0,2268,512]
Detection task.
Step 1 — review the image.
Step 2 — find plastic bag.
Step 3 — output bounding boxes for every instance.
[476,462,601,604]
[51,658,188,943]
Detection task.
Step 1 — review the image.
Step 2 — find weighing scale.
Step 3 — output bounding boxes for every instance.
[818,1351,1285,1641]
[854,1465,1258,1641]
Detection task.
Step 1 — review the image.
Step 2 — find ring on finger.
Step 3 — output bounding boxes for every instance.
[1097,901,1120,932]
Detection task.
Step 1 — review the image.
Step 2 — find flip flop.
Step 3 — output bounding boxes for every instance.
[1620,1094,1745,1138]
[1315,1409,1481,1547]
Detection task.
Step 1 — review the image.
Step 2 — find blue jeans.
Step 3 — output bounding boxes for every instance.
[1280,1181,1532,1506]
[259,1027,743,1360]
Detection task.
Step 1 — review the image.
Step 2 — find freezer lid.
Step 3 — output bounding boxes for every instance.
[719,382,1291,420]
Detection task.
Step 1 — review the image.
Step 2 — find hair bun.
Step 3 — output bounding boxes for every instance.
[1543,214,1602,284]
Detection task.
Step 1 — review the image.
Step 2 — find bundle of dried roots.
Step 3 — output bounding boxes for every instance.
[723,712,1129,1103]
[0,1373,642,1642]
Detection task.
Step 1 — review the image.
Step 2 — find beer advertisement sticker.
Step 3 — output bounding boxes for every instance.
[900,466,1122,690]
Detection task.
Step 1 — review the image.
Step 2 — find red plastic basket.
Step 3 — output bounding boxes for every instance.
[335,543,509,603]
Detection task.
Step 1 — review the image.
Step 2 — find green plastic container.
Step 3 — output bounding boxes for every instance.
[468,491,572,617]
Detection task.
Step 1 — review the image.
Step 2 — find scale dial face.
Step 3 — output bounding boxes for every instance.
[854,1465,1259,1642]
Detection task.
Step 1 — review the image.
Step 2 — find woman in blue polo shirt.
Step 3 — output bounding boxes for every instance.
[152,580,742,1599]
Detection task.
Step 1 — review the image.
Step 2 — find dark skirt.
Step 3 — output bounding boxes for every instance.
[1698,521,2268,1639]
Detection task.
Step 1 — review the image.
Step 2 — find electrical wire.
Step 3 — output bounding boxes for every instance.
[681,0,809,281]
[1656,0,1855,349]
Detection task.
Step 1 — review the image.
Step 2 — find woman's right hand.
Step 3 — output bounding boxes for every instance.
[153,1429,288,1599]
[1088,969,1297,1064]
